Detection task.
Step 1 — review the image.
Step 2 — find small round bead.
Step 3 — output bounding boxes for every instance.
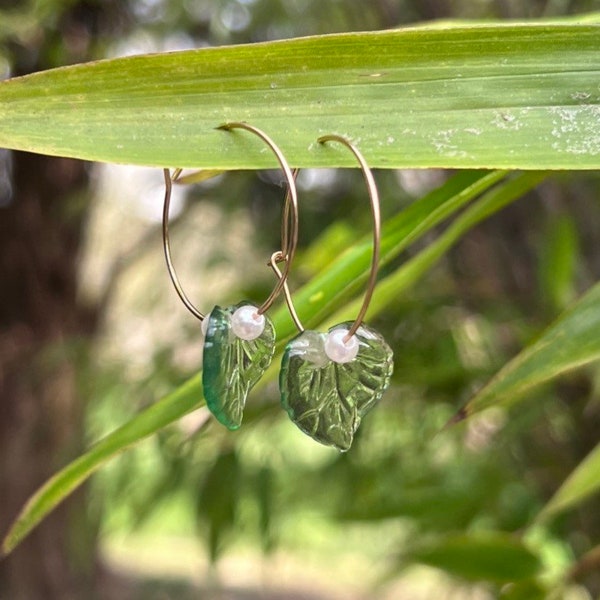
[230,305,265,341]
[324,329,359,364]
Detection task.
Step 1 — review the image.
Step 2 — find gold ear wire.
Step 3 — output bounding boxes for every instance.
[162,168,205,321]
[162,123,299,321]
[269,249,304,333]
[317,135,381,340]
[271,136,381,339]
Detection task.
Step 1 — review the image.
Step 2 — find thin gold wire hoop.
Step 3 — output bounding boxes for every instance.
[317,135,381,338]
[268,167,305,332]
[162,122,299,322]
[162,169,204,321]
[272,135,381,340]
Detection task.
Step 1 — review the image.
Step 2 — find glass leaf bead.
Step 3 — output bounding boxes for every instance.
[280,321,393,451]
[203,302,275,430]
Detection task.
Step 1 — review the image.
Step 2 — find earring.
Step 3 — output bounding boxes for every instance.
[273,135,393,452]
[163,122,299,430]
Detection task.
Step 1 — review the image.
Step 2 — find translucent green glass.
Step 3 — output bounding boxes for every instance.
[203,303,275,430]
[280,322,394,451]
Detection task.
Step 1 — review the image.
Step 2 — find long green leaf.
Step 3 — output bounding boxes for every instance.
[2,375,202,556]
[1,170,510,554]
[327,171,547,326]
[276,170,508,338]
[536,441,600,523]
[454,280,600,421]
[0,25,599,169]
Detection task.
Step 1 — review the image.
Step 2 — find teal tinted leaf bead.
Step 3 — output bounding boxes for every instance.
[203,303,275,430]
[280,322,393,451]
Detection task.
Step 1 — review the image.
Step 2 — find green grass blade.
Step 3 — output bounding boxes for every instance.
[536,441,600,523]
[1,170,508,554]
[0,25,599,169]
[2,375,202,556]
[454,280,600,422]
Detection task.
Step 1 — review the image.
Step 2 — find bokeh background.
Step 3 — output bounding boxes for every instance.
[1,1,599,599]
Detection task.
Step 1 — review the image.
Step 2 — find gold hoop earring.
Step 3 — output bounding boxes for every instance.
[163,122,298,430]
[273,135,393,451]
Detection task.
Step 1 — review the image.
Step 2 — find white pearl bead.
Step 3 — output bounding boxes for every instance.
[324,329,359,364]
[230,305,265,341]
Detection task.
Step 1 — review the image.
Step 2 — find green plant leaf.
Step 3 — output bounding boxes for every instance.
[405,532,542,582]
[453,280,600,421]
[538,214,579,312]
[326,171,547,326]
[0,25,599,169]
[1,170,510,554]
[1,375,203,556]
[276,170,508,339]
[196,449,240,562]
[536,440,600,523]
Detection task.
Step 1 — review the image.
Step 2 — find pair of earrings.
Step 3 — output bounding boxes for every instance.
[162,122,393,451]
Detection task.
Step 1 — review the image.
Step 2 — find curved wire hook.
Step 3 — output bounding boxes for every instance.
[269,249,304,333]
[318,134,381,339]
[162,122,299,321]
[162,168,204,321]
[272,135,381,340]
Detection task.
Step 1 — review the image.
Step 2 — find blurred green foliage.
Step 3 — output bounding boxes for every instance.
[1,1,600,599]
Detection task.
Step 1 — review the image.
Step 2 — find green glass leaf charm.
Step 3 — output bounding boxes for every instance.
[280,321,393,451]
[203,303,275,430]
